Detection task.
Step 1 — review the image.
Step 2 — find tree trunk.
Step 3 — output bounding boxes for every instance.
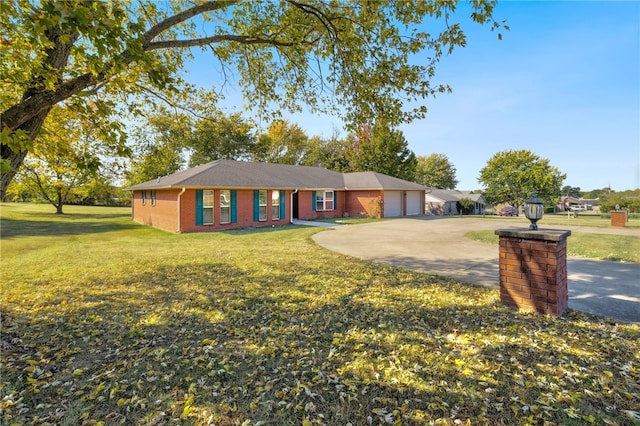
[55,189,64,214]
[0,108,53,200]
[0,150,28,201]
[0,24,78,200]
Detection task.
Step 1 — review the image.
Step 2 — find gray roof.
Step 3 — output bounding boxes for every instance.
[344,172,427,191]
[126,160,427,191]
[426,189,485,203]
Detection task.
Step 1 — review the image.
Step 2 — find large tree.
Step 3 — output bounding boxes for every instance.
[252,120,310,165]
[1,0,506,199]
[188,112,255,167]
[415,153,458,189]
[303,133,352,172]
[478,149,566,207]
[125,108,191,185]
[349,122,417,181]
[18,105,104,214]
[561,185,582,198]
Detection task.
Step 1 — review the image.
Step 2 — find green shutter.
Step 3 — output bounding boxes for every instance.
[195,190,203,225]
[312,191,317,211]
[333,191,337,210]
[231,190,237,223]
[253,190,259,221]
[280,190,286,220]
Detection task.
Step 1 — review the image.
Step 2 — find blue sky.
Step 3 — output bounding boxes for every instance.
[187,1,639,192]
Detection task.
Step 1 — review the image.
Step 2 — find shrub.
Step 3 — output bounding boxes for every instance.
[456,197,476,215]
[599,193,640,213]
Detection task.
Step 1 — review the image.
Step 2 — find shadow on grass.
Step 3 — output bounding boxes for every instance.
[219,224,309,236]
[0,215,140,239]
[364,253,640,325]
[22,210,133,220]
[3,260,639,425]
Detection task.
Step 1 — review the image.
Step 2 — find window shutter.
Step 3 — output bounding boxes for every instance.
[253,190,259,221]
[312,191,317,211]
[231,190,237,223]
[333,191,337,210]
[195,190,203,225]
[280,190,286,220]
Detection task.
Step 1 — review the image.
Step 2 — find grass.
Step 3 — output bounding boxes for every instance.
[303,217,382,225]
[465,230,640,263]
[1,203,639,425]
[473,212,640,228]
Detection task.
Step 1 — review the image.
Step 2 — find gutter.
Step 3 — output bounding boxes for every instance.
[129,190,134,219]
[290,188,298,223]
[176,187,186,233]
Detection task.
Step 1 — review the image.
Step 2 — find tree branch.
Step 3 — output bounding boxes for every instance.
[2,1,303,132]
[286,0,339,42]
[133,83,210,121]
[146,34,295,50]
[142,0,240,47]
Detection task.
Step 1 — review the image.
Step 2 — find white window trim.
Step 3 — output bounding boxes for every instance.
[203,190,214,225]
[220,190,231,224]
[259,190,268,221]
[272,191,280,221]
[316,190,334,211]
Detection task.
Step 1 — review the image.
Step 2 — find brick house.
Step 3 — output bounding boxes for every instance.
[126,160,426,233]
[424,189,486,215]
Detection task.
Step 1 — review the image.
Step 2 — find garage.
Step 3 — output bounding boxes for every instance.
[406,191,422,215]
[384,191,403,217]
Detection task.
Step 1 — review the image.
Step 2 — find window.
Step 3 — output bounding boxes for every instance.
[203,190,214,224]
[259,190,267,221]
[151,191,157,206]
[141,191,146,205]
[271,191,280,220]
[315,190,334,211]
[220,190,231,224]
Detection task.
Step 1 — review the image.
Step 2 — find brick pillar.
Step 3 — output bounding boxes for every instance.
[610,211,627,227]
[495,229,571,317]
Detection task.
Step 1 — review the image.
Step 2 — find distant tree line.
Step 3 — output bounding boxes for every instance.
[7,104,637,215]
[123,107,458,189]
[5,104,460,213]
[598,190,640,213]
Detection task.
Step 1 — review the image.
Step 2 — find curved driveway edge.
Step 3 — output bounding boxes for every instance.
[312,216,640,325]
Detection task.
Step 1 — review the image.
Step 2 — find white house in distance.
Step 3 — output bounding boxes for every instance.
[424,189,486,215]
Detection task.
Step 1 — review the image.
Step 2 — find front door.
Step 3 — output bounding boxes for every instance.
[293,191,299,219]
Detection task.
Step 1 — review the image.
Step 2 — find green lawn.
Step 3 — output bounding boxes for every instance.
[465,231,640,263]
[1,203,639,425]
[472,212,640,229]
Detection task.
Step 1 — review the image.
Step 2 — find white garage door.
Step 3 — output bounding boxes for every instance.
[406,191,421,215]
[384,191,403,217]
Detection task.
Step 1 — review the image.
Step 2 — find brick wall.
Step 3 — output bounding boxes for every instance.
[180,189,292,233]
[133,188,393,232]
[131,189,180,233]
[610,211,627,227]
[496,230,571,317]
[344,190,383,218]
[296,190,345,220]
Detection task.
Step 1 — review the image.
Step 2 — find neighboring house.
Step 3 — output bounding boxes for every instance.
[126,159,426,233]
[424,189,486,215]
[558,196,599,212]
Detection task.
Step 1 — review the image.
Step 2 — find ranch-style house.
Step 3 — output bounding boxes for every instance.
[127,160,426,233]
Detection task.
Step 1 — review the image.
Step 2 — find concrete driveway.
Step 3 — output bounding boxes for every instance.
[312,216,640,325]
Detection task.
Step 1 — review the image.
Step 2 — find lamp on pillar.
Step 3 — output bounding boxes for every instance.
[524,192,544,230]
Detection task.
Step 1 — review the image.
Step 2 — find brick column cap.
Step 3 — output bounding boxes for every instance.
[494,228,571,242]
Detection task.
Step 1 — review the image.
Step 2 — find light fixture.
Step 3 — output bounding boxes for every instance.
[524,192,544,230]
